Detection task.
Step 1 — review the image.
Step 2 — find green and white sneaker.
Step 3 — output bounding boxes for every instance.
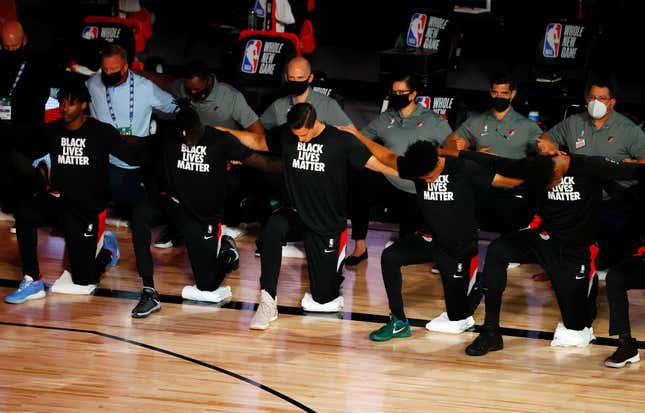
[369,315,411,342]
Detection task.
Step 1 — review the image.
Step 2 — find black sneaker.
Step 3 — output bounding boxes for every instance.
[219,235,240,272]
[154,226,184,249]
[131,287,161,318]
[465,329,504,356]
[605,337,640,368]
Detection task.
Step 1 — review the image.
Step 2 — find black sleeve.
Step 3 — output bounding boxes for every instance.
[343,131,371,170]
[463,159,495,190]
[242,153,284,174]
[107,125,150,166]
[219,131,254,161]
[459,150,527,179]
[582,156,644,181]
[265,126,285,155]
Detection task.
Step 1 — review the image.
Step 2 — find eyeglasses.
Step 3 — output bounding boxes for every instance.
[390,89,412,96]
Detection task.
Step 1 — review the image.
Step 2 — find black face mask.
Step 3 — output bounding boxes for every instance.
[492,97,511,112]
[284,80,309,96]
[102,70,125,87]
[188,80,213,102]
[389,93,412,111]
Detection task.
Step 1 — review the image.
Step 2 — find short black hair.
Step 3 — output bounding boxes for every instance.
[175,98,201,136]
[57,80,91,104]
[586,75,616,98]
[287,102,317,129]
[101,43,128,61]
[391,73,421,93]
[401,140,439,177]
[489,72,517,91]
[185,60,211,80]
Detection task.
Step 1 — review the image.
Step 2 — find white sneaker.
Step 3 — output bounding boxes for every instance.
[106,217,129,228]
[9,224,16,234]
[0,211,14,221]
[596,270,607,281]
[550,321,595,347]
[250,290,278,330]
[282,242,306,258]
[181,285,232,303]
[425,312,475,334]
[431,267,440,274]
[222,224,248,239]
[51,270,97,295]
[301,292,344,312]
[507,262,520,269]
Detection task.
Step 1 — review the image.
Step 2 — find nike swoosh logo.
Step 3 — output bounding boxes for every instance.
[575,275,586,280]
[83,233,93,238]
[324,248,335,253]
[452,274,463,279]
[393,326,406,334]
[203,235,214,240]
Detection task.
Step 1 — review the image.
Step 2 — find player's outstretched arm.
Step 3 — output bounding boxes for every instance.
[215,126,269,152]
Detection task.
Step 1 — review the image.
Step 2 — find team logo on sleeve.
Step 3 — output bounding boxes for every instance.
[406,13,427,48]
[82,26,99,40]
[543,23,562,58]
[241,39,263,74]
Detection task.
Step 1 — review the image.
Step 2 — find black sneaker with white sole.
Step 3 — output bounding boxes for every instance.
[154,226,184,249]
[605,337,640,368]
[465,329,504,356]
[219,235,240,272]
[132,287,161,318]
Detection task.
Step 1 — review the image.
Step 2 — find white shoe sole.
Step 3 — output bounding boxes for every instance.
[11,290,47,303]
[605,353,640,368]
[507,262,520,269]
[250,315,278,330]
[153,241,173,249]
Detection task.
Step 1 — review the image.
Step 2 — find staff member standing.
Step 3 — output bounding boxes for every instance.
[445,72,542,233]
[86,44,176,216]
[0,20,50,216]
[345,74,452,265]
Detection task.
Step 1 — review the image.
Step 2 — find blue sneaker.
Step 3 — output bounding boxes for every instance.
[104,231,120,269]
[5,275,46,304]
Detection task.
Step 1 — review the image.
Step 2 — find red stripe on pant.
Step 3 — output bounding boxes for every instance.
[337,228,348,271]
[96,209,107,256]
[467,255,479,295]
[588,243,599,296]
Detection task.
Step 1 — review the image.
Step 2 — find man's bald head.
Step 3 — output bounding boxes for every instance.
[286,57,312,80]
[1,20,26,51]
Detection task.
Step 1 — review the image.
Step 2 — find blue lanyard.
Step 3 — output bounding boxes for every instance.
[9,61,27,97]
[105,72,134,130]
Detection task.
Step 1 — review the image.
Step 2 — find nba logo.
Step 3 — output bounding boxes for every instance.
[543,23,562,58]
[406,13,427,48]
[415,96,431,109]
[254,0,265,17]
[241,39,262,74]
[82,26,99,40]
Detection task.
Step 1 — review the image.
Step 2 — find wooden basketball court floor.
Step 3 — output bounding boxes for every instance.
[1,220,644,412]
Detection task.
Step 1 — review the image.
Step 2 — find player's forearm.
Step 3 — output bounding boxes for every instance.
[217,127,269,152]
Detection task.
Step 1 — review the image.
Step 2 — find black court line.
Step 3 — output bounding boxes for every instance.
[0,321,315,413]
[1,278,643,349]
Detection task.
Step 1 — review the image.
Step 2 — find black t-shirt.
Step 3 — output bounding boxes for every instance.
[267,124,371,235]
[46,117,125,213]
[160,126,253,222]
[399,156,494,257]
[538,155,643,245]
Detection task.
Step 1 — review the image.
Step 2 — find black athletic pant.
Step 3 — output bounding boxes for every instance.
[260,209,347,304]
[131,196,225,290]
[348,168,421,240]
[15,192,111,285]
[381,232,480,321]
[606,251,645,336]
[475,186,535,234]
[597,195,642,269]
[109,164,146,220]
[482,228,598,331]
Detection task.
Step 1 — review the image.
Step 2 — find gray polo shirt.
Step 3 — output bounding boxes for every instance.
[456,109,542,159]
[260,87,352,130]
[171,76,259,130]
[548,111,645,161]
[362,105,452,193]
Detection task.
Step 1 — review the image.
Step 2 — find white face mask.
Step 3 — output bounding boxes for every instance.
[587,99,608,119]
